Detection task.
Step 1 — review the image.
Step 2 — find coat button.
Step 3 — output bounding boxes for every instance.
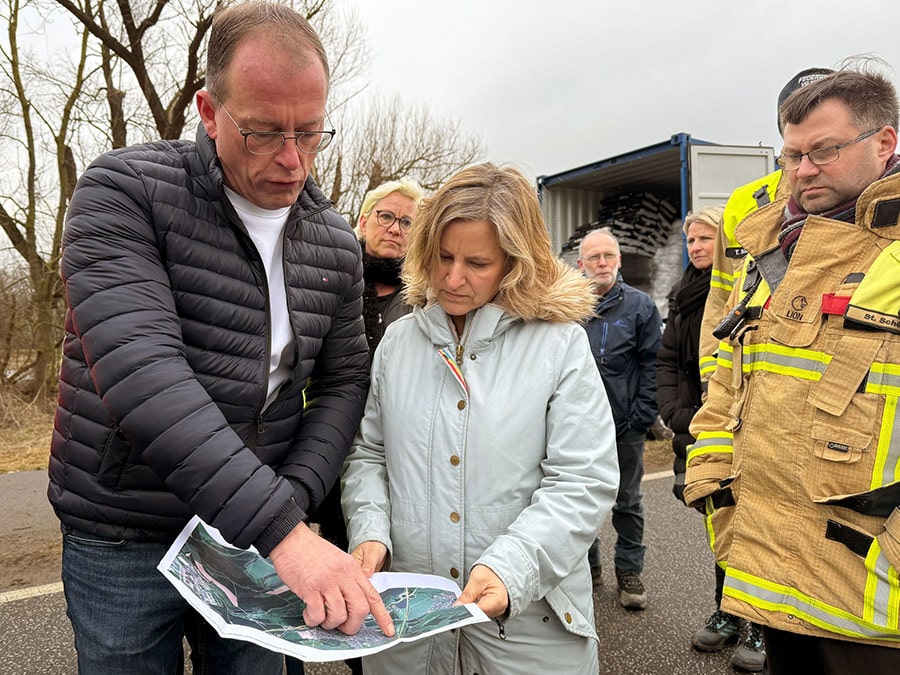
[450,455,461,466]
[469,353,477,360]
[457,400,466,410]
[450,511,460,523]
[565,612,572,623]
[450,567,459,578]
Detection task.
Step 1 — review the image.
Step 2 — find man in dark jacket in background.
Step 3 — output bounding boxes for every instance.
[49,3,393,672]
[578,226,662,610]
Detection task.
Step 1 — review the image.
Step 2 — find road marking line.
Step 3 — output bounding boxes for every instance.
[0,581,63,604]
[0,470,674,604]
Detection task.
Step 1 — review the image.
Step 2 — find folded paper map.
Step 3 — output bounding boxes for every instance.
[157,517,489,662]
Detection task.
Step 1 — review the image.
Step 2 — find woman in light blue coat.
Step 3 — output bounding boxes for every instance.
[341,163,619,674]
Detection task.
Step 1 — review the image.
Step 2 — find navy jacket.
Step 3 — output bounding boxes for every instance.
[583,280,662,437]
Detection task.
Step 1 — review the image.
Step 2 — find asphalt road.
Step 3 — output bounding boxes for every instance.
[0,468,745,674]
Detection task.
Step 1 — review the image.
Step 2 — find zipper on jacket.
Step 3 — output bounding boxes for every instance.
[494,617,506,640]
[598,319,609,366]
[223,206,274,431]
[449,315,474,365]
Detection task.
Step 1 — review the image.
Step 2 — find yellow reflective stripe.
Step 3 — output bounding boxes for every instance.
[710,269,737,293]
[726,567,900,640]
[704,505,716,554]
[891,556,900,629]
[872,395,900,490]
[739,343,831,380]
[863,538,900,628]
[699,354,718,379]
[866,362,900,397]
[686,432,734,465]
[711,280,734,293]
[721,344,900,392]
[703,508,731,569]
[866,366,900,488]
[717,342,733,369]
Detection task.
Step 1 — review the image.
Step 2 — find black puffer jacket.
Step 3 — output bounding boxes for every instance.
[49,125,368,556]
[655,263,710,502]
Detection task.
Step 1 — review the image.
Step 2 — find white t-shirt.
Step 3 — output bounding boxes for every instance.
[225,188,294,409]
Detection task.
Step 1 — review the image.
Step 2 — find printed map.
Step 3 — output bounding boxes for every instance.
[158,517,489,662]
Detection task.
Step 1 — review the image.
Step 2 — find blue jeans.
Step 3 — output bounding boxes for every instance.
[589,428,646,573]
[61,525,284,675]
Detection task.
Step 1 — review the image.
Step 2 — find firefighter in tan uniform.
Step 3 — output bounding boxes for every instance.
[685,62,900,672]
[698,68,834,387]
[697,171,784,384]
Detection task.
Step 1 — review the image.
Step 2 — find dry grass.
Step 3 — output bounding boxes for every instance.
[0,390,54,473]
[0,388,675,477]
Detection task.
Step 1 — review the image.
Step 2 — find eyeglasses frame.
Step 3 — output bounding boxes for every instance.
[584,252,620,264]
[216,99,336,155]
[776,128,880,171]
[374,209,413,232]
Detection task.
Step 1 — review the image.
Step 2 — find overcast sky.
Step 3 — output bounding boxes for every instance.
[349,0,900,181]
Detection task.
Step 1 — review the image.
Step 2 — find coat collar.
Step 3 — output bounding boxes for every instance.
[594,280,624,313]
[413,302,518,350]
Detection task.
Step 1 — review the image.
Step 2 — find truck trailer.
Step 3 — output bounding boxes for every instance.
[538,132,775,294]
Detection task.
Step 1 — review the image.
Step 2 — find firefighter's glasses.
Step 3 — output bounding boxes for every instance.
[776,129,879,171]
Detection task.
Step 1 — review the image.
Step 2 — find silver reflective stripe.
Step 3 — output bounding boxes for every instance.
[866,545,899,627]
[686,433,734,465]
[873,395,900,489]
[739,344,829,379]
[865,364,900,397]
[727,570,900,639]
[867,363,900,489]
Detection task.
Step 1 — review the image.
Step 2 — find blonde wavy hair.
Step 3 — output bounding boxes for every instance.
[403,163,597,323]
[682,204,725,237]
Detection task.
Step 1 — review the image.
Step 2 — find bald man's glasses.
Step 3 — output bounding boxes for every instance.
[218,101,335,155]
[585,253,618,264]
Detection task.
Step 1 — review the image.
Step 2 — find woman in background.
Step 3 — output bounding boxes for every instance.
[656,204,765,672]
[657,205,724,504]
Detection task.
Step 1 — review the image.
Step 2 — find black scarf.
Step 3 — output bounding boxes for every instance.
[361,250,404,356]
[669,264,711,370]
[779,154,900,260]
[671,264,711,318]
[362,251,403,287]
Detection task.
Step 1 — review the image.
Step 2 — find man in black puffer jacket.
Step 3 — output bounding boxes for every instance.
[49,3,393,672]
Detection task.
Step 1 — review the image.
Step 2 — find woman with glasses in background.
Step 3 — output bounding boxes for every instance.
[355,178,425,359]
[657,205,766,672]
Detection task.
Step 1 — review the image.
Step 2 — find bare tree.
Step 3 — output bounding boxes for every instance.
[317,94,483,221]
[50,0,371,141]
[0,0,483,400]
[0,0,97,400]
